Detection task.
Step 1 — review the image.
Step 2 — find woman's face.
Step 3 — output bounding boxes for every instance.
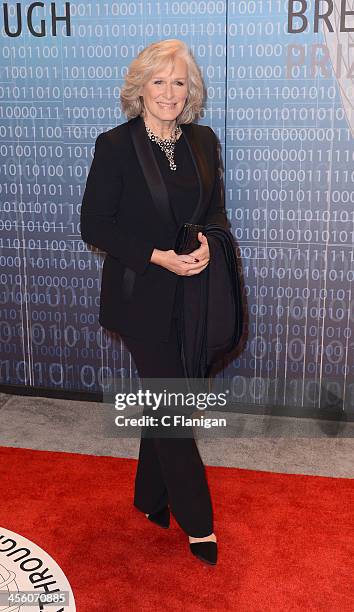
[140,56,188,126]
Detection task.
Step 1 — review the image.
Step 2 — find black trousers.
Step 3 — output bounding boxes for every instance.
[120,302,213,538]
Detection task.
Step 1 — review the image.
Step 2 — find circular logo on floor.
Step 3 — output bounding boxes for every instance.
[0,527,76,611]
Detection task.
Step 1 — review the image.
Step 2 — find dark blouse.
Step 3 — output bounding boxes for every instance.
[150,132,200,322]
[150,132,199,226]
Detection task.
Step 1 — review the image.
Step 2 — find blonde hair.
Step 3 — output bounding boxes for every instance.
[120,39,205,124]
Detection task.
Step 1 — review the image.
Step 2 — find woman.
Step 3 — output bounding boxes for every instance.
[80,39,230,565]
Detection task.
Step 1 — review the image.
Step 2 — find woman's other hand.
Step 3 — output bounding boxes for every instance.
[150,232,210,276]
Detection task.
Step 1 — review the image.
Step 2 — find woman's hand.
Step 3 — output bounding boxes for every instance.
[150,232,210,276]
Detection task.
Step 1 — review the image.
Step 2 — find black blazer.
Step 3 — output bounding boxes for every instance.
[80,114,230,342]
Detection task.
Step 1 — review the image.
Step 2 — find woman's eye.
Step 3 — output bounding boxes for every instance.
[153,80,185,85]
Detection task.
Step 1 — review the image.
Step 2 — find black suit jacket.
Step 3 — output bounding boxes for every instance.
[80,114,230,342]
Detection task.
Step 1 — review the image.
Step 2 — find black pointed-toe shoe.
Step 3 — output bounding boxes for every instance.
[189,541,217,565]
[146,506,170,529]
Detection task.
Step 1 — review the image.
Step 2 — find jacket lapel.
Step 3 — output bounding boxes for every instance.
[129,115,176,234]
[180,122,209,225]
[128,115,209,233]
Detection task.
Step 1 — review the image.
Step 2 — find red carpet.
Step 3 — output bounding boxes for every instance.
[0,446,353,611]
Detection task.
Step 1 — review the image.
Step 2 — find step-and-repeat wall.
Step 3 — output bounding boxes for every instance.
[1,2,353,414]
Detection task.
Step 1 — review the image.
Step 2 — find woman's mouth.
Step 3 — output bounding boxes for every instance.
[157,102,176,108]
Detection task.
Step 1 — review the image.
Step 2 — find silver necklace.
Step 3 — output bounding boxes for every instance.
[144,120,182,171]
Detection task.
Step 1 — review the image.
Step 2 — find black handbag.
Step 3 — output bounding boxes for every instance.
[175,223,204,255]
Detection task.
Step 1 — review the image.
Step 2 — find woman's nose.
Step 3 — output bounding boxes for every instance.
[164,83,173,98]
